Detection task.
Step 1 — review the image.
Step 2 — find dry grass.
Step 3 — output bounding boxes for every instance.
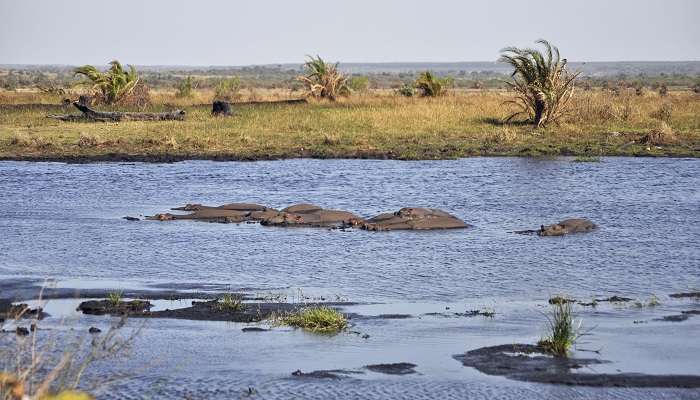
[0,89,698,161]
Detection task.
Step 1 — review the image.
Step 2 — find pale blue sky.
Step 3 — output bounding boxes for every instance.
[1,0,698,65]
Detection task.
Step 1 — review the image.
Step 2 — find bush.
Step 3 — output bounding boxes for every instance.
[396,83,415,97]
[499,40,580,127]
[73,60,139,105]
[297,55,349,101]
[214,77,242,101]
[348,76,370,92]
[414,71,449,97]
[176,76,196,98]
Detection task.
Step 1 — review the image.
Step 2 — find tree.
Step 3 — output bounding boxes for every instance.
[73,60,139,104]
[297,55,349,101]
[499,40,580,127]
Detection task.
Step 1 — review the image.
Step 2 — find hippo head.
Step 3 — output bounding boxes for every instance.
[538,223,566,237]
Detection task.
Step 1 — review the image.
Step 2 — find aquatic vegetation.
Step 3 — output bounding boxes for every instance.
[499,39,580,127]
[107,290,123,307]
[414,71,449,97]
[217,293,245,312]
[538,302,582,357]
[279,306,348,334]
[297,55,349,101]
[73,61,140,105]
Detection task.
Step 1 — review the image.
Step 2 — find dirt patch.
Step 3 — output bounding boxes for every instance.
[454,344,700,388]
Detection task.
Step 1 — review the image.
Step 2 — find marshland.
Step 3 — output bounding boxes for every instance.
[2,1,700,399]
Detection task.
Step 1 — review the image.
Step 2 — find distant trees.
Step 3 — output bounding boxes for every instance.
[74,60,140,104]
[499,40,580,127]
[297,55,349,101]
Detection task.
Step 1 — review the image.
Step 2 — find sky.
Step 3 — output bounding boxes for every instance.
[1,0,699,65]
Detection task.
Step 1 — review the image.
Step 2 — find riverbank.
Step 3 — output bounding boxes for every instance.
[1,90,699,162]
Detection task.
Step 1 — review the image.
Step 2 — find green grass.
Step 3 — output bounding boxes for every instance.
[107,291,123,306]
[537,302,582,357]
[217,293,245,312]
[1,90,699,161]
[279,306,348,334]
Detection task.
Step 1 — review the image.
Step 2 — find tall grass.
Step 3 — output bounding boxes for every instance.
[537,302,582,356]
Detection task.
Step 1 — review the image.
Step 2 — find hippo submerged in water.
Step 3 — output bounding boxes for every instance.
[147,203,469,231]
[514,218,597,236]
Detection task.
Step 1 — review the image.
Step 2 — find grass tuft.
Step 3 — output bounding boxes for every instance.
[107,291,123,307]
[279,306,348,334]
[537,302,582,357]
[217,293,245,312]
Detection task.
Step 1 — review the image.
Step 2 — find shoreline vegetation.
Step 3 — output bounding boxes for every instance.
[1,43,699,162]
[1,90,698,162]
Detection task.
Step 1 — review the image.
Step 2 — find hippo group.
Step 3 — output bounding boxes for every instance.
[146,202,596,236]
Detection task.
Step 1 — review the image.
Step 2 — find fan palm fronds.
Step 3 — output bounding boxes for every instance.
[499,40,580,127]
[297,55,349,101]
[415,71,449,97]
[74,60,140,104]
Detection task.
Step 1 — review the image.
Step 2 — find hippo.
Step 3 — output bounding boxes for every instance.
[537,218,597,236]
[260,203,363,228]
[361,207,469,231]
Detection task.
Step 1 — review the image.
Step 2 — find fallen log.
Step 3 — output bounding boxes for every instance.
[47,102,186,122]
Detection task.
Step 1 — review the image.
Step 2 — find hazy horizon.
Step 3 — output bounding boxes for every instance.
[1,0,699,65]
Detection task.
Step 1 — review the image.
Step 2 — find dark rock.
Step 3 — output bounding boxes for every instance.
[212,101,232,116]
[538,218,597,236]
[77,299,152,316]
[454,343,700,388]
[549,296,576,305]
[365,362,417,375]
[16,326,29,336]
[122,216,140,221]
[361,334,370,339]
[241,327,269,332]
[670,292,700,299]
[595,295,633,303]
[0,302,47,320]
[682,310,700,315]
[88,327,102,333]
[291,369,357,379]
[654,314,690,322]
[362,207,468,231]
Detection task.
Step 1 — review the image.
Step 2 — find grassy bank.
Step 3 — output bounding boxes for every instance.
[1,90,698,161]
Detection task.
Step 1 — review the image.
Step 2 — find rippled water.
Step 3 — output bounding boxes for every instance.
[1,158,698,300]
[1,158,699,399]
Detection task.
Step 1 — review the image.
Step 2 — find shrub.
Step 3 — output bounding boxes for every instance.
[348,76,370,92]
[650,103,673,123]
[214,77,242,101]
[658,83,668,97]
[414,71,449,97]
[280,306,348,334]
[537,302,582,356]
[642,121,676,146]
[396,83,415,97]
[73,60,139,105]
[176,76,196,98]
[297,55,349,101]
[78,134,100,148]
[499,39,580,127]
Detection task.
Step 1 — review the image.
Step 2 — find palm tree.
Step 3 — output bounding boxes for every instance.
[74,60,139,104]
[499,40,580,127]
[414,71,449,97]
[297,55,349,101]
